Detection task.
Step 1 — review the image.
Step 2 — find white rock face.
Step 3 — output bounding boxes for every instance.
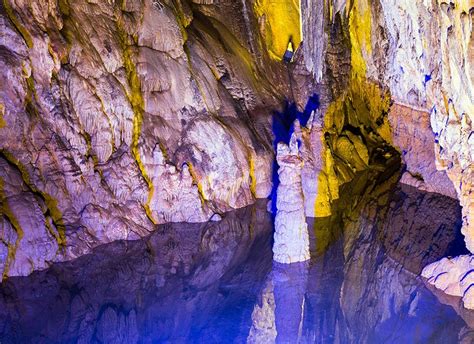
[149,148,212,223]
[273,129,310,264]
[422,255,474,310]
[1,0,471,278]
[388,104,458,199]
[378,0,473,252]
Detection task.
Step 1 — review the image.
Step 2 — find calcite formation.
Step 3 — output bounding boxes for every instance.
[297,0,473,245]
[273,126,310,264]
[0,0,281,276]
[422,256,474,310]
[0,0,472,278]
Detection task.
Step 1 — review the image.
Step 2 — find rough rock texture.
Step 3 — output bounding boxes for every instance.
[273,127,310,264]
[424,278,474,343]
[293,0,472,252]
[298,0,473,311]
[423,255,474,310]
[375,0,473,250]
[389,103,458,199]
[0,0,289,276]
[296,79,399,218]
[0,0,472,276]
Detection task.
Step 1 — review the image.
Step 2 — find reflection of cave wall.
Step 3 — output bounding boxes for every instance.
[250,179,467,343]
[300,178,467,343]
[0,201,273,343]
[0,184,468,342]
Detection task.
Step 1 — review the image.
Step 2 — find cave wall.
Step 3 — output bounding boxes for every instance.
[296,0,472,247]
[0,0,291,276]
[0,0,472,277]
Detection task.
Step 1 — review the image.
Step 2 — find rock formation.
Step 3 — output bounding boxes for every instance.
[297,0,473,310]
[0,0,282,276]
[273,124,310,264]
[0,0,472,282]
[294,0,473,227]
[423,256,474,310]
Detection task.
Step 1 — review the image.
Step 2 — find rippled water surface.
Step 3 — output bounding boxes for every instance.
[0,185,471,343]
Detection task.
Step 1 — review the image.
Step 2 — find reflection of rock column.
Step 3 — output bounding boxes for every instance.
[273,130,310,263]
[247,261,309,344]
[247,279,277,344]
[273,261,309,343]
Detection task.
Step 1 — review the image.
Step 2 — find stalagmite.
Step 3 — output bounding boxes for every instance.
[273,123,310,264]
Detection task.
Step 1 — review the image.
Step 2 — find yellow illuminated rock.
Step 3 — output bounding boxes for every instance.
[348,0,372,77]
[308,74,392,218]
[0,103,5,128]
[254,0,302,60]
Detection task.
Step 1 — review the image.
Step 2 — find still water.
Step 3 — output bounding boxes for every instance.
[0,185,471,343]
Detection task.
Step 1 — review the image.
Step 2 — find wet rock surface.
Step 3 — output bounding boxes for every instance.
[0,6,474,328]
[0,0,472,290]
[0,184,470,343]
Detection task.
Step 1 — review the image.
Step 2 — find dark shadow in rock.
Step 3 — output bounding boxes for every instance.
[380,183,468,274]
[336,182,468,343]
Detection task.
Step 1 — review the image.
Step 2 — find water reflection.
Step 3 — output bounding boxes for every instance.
[248,261,309,343]
[0,185,472,343]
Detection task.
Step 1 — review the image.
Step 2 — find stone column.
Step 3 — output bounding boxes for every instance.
[273,131,310,263]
